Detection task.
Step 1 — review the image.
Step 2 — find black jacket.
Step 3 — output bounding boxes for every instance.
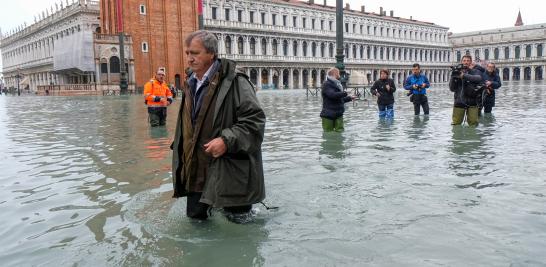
[370,78,397,105]
[449,67,484,107]
[320,78,352,120]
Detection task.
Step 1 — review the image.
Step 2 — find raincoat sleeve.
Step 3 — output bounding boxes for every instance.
[221,76,266,155]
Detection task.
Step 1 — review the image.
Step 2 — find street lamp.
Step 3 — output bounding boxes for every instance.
[15,72,22,96]
[335,0,349,88]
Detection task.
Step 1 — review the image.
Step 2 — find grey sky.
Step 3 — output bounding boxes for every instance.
[1,0,545,73]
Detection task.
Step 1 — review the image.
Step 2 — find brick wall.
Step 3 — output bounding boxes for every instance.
[100,0,198,88]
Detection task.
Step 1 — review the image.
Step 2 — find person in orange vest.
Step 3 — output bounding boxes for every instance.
[144,68,173,127]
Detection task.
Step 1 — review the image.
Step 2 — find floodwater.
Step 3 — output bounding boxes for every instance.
[1,81,545,266]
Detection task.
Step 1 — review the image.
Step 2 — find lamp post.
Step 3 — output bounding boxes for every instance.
[335,0,349,88]
[117,0,128,94]
[15,72,22,96]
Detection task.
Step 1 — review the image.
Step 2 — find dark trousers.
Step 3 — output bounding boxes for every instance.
[186,192,252,220]
[148,107,167,127]
[412,94,429,115]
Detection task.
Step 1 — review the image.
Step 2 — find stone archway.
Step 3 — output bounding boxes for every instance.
[250,69,258,85]
[513,67,521,81]
[283,69,289,88]
[293,69,299,89]
[311,70,318,88]
[536,66,543,80]
[272,69,279,89]
[320,70,326,84]
[503,68,510,81]
[302,69,309,88]
[261,69,269,88]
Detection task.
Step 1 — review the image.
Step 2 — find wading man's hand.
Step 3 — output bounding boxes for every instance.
[204,137,227,158]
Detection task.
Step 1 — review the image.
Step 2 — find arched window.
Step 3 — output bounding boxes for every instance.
[261,38,267,55]
[360,45,364,59]
[525,44,531,58]
[329,43,334,57]
[237,37,244,54]
[283,40,288,56]
[302,41,308,57]
[312,42,316,57]
[250,38,256,55]
[504,47,510,59]
[272,39,278,56]
[494,48,499,60]
[380,47,384,60]
[352,45,357,58]
[475,49,480,60]
[538,44,543,57]
[293,41,298,56]
[225,36,232,54]
[515,46,520,58]
[109,56,120,73]
[484,49,489,60]
[321,43,325,57]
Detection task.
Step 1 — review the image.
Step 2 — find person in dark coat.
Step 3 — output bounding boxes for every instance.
[449,55,484,126]
[404,63,431,115]
[320,68,355,132]
[480,63,502,114]
[371,69,397,118]
[171,30,266,223]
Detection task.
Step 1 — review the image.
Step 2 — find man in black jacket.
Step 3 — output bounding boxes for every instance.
[449,55,484,126]
[320,68,355,131]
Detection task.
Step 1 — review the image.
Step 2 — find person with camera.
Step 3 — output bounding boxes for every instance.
[449,55,484,126]
[371,69,397,119]
[403,63,430,115]
[480,63,502,114]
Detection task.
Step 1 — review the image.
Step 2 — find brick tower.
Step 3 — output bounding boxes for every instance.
[99,0,198,89]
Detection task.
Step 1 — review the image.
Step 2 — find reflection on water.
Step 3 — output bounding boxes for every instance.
[1,81,546,266]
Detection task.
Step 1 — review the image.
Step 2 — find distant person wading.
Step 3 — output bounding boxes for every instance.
[320,68,356,132]
[144,68,173,127]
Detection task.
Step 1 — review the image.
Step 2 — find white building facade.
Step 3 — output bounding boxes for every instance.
[0,0,135,93]
[204,0,453,89]
[450,23,545,81]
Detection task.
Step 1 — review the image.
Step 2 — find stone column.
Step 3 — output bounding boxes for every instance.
[268,68,273,87]
[289,68,294,89]
[257,67,263,89]
[244,36,250,55]
[95,59,101,84]
[531,66,536,81]
[279,69,284,89]
[298,68,303,89]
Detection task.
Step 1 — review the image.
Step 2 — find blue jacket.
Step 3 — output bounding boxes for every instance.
[404,74,430,95]
[320,77,352,120]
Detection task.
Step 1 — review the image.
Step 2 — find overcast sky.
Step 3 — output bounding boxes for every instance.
[1,0,544,73]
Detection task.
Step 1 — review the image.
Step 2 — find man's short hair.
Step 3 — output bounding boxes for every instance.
[185,30,218,56]
[412,63,420,69]
[327,67,339,76]
[462,55,473,61]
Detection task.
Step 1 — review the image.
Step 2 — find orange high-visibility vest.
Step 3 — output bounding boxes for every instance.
[144,78,172,107]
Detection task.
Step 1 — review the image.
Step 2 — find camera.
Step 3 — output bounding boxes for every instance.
[450,64,466,77]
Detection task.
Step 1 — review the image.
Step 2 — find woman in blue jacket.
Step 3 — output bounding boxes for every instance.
[481,63,502,114]
[371,69,397,118]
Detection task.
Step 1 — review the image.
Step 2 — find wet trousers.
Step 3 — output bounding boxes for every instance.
[378,104,394,118]
[186,192,252,220]
[148,107,167,127]
[452,106,479,126]
[322,117,344,132]
[412,94,430,115]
